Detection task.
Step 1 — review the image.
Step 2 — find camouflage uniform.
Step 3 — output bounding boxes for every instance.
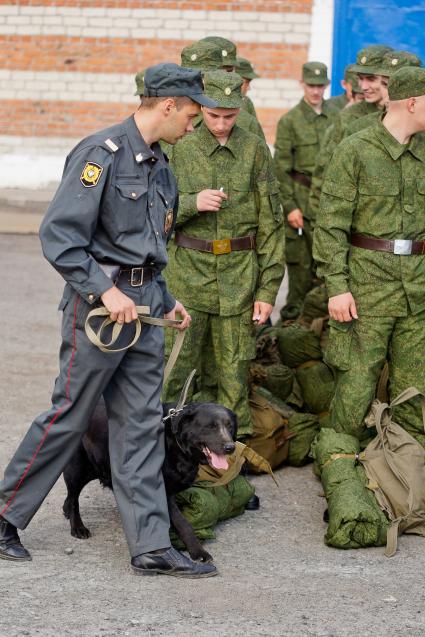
[313,97,425,443]
[234,56,260,121]
[326,63,362,111]
[274,62,336,318]
[163,71,285,436]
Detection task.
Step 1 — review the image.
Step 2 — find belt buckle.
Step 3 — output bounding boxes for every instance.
[130,267,144,286]
[393,239,412,255]
[212,238,231,255]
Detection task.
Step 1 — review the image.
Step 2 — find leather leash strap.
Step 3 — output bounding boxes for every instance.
[85,305,185,382]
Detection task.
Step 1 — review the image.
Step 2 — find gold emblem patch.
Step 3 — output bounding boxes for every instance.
[164,208,174,234]
[80,162,103,188]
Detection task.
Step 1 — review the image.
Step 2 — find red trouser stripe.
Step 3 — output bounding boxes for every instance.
[0,297,80,519]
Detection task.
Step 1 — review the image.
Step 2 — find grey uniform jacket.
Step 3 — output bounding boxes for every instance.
[40,115,177,312]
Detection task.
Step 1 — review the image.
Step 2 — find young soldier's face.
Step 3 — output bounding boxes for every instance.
[301,82,326,107]
[358,74,386,103]
[202,107,240,142]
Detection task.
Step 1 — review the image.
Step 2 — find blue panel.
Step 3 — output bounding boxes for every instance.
[331,0,425,95]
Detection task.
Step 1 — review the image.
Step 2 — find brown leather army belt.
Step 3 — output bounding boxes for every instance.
[290,170,312,189]
[351,233,425,256]
[174,232,256,255]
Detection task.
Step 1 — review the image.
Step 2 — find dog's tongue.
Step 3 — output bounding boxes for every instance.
[204,447,229,470]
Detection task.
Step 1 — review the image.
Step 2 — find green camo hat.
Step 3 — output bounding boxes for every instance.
[235,56,259,80]
[344,64,363,93]
[181,41,223,72]
[134,70,145,96]
[203,70,243,108]
[201,36,238,68]
[388,66,425,100]
[302,61,329,85]
[351,44,393,75]
[376,50,423,77]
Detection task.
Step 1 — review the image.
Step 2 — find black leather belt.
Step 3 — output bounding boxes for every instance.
[118,266,156,287]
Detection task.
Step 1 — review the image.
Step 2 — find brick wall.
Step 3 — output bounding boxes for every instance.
[0,0,314,186]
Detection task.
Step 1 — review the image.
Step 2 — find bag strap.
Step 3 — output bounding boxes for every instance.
[85,305,186,382]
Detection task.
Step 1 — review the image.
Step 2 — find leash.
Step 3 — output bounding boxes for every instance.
[163,368,197,433]
[85,305,186,382]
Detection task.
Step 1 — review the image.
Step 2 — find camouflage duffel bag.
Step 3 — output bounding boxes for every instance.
[274,323,322,368]
[299,284,328,325]
[311,428,389,549]
[296,360,335,415]
[249,362,294,402]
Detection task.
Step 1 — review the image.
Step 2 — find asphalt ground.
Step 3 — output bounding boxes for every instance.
[1,234,425,637]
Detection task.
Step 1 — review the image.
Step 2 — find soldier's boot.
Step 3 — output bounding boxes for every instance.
[0,516,32,561]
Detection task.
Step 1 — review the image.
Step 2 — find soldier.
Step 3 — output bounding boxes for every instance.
[327,63,364,111]
[346,51,422,136]
[234,56,260,119]
[313,66,425,443]
[308,45,393,224]
[274,61,336,320]
[162,70,285,439]
[0,63,219,578]
[201,36,238,71]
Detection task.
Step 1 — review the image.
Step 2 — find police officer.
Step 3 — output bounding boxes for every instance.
[274,61,336,320]
[0,63,219,578]
[313,66,425,444]
[163,70,285,438]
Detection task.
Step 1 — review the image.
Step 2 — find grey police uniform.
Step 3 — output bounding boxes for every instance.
[0,115,178,557]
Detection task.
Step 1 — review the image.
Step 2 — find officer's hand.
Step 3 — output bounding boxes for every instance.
[287,208,304,229]
[101,286,138,324]
[196,189,228,212]
[165,300,192,330]
[328,292,358,322]
[252,301,274,325]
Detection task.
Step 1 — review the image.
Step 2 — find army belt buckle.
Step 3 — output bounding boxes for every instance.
[212,238,231,255]
[130,267,144,286]
[393,239,412,255]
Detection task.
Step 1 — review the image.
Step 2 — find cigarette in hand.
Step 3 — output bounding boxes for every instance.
[253,314,261,322]
[298,227,303,236]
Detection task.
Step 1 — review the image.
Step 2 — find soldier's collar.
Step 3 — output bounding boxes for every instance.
[198,121,240,157]
[124,115,160,164]
[299,98,333,120]
[375,120,413,160]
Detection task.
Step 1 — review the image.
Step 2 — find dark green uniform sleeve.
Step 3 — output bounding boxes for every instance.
[308,124,334,224]
[273,115,298,215]
[39,145,115,303]
[313,140,359,298]
[254,143,286,305]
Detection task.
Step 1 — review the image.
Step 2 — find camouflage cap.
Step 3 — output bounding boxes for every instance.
[203,70,243,108]
[302,61,329,85]
[234,56,259,80]
[351,44,394,75]
[143,62,218,107]
[134,70,145,96]
[181,41,223,72]
[376,50,423,77]
[201,36,238,67]
[388,66,425,101]
[343,64,363,93]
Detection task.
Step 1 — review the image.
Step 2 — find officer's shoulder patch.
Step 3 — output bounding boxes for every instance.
[80,162,103,188]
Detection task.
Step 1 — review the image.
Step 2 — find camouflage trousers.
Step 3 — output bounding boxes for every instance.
[163,307,255,437]
[325,312,425,443]
[281,217,314,319]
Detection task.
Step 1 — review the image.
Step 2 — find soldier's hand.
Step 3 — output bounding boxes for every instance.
[101,286,138,324]
[328,292,358,322]
[252,301,273,325]
[165,300,192,330]
[287,208,304,229]
[197,189,228,212]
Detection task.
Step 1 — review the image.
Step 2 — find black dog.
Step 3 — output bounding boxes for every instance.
[62,400,237,563]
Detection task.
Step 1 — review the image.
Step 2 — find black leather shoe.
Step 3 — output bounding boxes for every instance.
[0,516,32,561]
[245,494,260,510]
[131,547,217,578]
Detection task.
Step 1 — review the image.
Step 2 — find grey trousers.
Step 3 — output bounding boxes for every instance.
[0,276,171,557]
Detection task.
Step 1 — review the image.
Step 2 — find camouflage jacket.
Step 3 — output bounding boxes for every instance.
[273,98,336,218]
[308,101,381,222]
[326,93,349,111]
[313,122,425,316]
[165,122,285,316]
[346,110,383,136]
[241,95,258,119]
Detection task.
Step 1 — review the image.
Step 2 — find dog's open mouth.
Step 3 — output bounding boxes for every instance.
[202,446,229,470]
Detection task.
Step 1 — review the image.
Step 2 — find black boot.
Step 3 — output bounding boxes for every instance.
[131,548,217,578]
[0,516,32,561]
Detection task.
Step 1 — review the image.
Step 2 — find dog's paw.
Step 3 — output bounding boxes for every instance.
[190,549,213,563]
[71,526,91,539]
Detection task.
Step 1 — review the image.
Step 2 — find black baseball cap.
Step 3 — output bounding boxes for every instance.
[144,62,218,107]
